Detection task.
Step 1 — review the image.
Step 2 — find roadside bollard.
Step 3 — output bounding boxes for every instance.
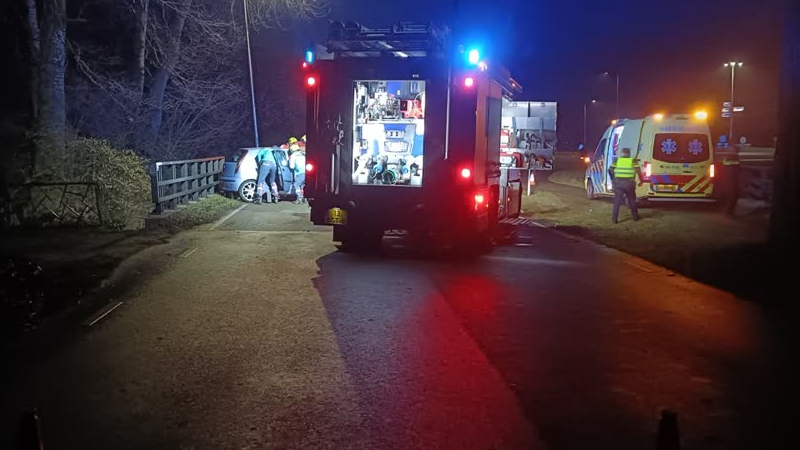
[656,409,680,450]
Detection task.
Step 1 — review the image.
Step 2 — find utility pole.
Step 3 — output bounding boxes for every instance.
[583,99,596,144]
[723,61,743,141]
[243,0,260,147]
[602,71,620,119]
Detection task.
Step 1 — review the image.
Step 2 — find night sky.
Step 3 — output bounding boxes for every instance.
[260,0,783,146]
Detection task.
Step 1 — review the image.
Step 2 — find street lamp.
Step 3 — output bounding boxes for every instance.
[603,71,620,119]
[583,99,597,144]
[243,0,260,147]
[723,61,744,141]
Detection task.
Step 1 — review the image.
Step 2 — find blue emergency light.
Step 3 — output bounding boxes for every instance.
[305,49,315,65]
[467,48,480,65]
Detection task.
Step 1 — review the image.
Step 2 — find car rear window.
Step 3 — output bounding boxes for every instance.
[653,133,710,163]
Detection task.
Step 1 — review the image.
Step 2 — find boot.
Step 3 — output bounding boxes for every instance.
[254,194,262,205]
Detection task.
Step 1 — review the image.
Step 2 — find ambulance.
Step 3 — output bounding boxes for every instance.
[585,112,715,201]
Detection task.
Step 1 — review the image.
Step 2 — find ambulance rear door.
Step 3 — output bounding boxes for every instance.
[606,120,639,191]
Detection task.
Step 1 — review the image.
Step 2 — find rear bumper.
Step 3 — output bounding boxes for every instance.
[309,195,488,234]
[646,197,717,203]
[219,178,239,192]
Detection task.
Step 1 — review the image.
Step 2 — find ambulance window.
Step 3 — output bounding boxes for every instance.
[351,80,426,187]
[653,133,710,163]
[593,139,607,160]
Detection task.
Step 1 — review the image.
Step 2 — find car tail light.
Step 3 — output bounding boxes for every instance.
[644,161,652,179]
[709,164,715,178]
[305,162,314,173]
[460,167,472,179]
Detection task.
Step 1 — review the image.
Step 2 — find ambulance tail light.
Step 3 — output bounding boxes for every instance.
[464,77,475,88]
[709,163,715,178]
[306,76,317,87]
[460,167,472,179]
[644,161,652,179]
[305,162,314,173]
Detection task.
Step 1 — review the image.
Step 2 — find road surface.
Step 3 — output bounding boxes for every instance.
[1,202,786,449]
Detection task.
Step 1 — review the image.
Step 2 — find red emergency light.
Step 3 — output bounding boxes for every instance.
[306,76,317,87]
[302,62,309,69]
[305,162,314,173]
[474,193,485,204]
[464,77,475,88]
[460,167,472,179]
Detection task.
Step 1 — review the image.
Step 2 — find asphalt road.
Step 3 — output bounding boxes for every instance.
[1,202,787,450]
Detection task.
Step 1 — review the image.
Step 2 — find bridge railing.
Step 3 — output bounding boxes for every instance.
[150,156,224,214]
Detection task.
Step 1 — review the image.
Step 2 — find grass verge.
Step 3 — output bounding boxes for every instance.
[149,194,241,230]
[2,194,241,346]
[548,168,586,189]
[521,181,782,302]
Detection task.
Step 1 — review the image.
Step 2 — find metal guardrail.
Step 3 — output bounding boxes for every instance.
[714,146,775,166]
[150,156,224,214]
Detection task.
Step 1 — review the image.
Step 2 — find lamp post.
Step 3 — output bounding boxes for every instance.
[583,99,597,144]
[723,61,743,141]
[603,71,620,119]
[244,0,260,147]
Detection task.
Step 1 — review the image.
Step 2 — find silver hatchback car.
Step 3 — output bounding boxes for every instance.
[219,147,294,202]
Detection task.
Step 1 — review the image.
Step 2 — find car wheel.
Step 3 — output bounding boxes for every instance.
[586,180,597,200]
[238,180,257,202]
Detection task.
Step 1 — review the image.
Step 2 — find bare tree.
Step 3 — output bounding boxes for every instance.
[23,0,68,169]
[22,0,40,119]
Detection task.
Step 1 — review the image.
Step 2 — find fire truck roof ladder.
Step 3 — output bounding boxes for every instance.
[326,21,447,58]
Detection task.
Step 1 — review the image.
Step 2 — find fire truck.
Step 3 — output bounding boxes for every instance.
[303,22,522,251]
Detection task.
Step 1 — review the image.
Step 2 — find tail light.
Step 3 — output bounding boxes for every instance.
[464,77,475,88]
[709,164,715,178]
[460,167,472,179]
[644,161,652,179]
[473,191,488,212]
[305,162,314,173]
[306,76,317,87]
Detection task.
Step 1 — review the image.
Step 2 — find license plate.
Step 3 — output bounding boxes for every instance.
[655,184,679,192]
[325,208,347,225]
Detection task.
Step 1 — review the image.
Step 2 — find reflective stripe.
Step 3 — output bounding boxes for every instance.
[722,158,740,166]
[613,157,636,178]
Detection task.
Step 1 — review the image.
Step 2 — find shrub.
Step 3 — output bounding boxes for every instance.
[68,138,153,230]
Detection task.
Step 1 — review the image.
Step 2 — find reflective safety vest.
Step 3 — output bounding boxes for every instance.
[612,157,636,178]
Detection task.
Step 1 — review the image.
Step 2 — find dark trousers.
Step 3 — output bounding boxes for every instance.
[613,178,639,223]
[723,167,740,215]
[257,164,278,201]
